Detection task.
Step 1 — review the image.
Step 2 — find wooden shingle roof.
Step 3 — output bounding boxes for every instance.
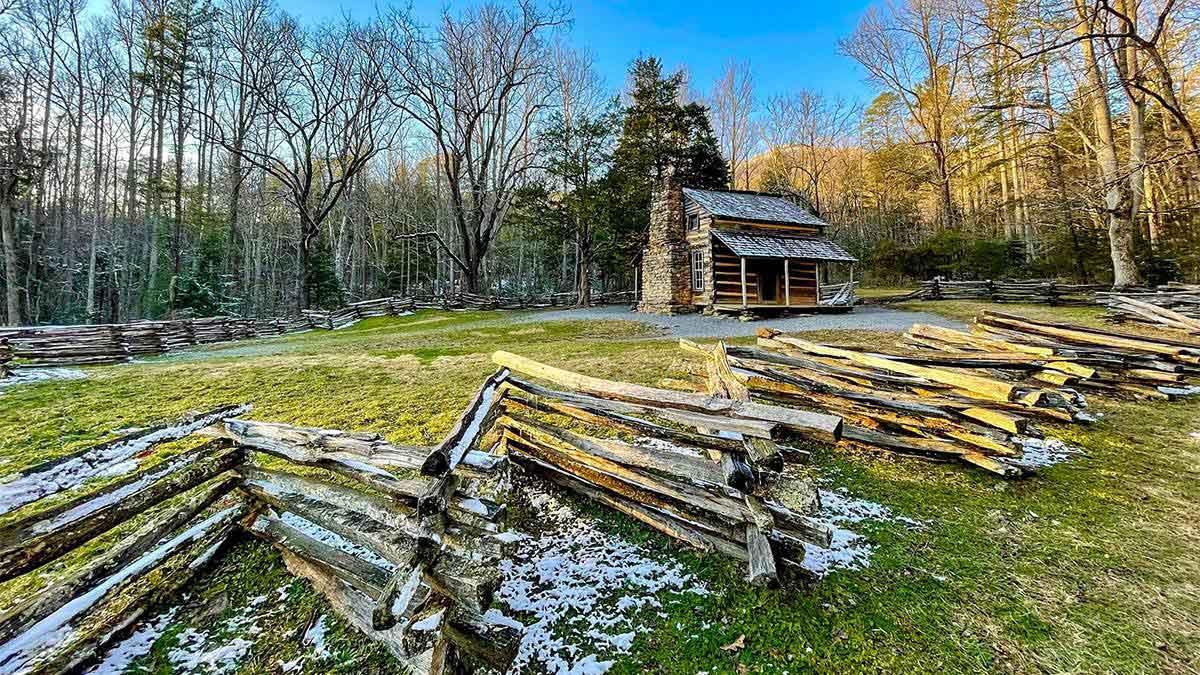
[712,229,858,262]
[682,187,829,227]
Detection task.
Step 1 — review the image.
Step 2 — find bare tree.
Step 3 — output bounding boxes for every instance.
[204,15,396,308]
[841,0,968,228]
[761,91,859,214]
[377,0,567,293]
[709,59,755,189]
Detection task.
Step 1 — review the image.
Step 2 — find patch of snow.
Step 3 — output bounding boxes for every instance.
[494,531,529,544]
[303,614,332,659]
[459,498,491,517]
[463,450,503,471]
[0,368,87,391]
[168,585,282,673]
[86,607,179,674]
[0,404,249,516]
[801,487,920,578]
[169,630,254,673]
[498,484,708,674]
[1008,436,1086,470]
[410,609,444,632]
[632,436,707,458]
[278,511,394,570]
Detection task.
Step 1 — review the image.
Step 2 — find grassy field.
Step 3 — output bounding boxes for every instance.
[2,305,1198,674]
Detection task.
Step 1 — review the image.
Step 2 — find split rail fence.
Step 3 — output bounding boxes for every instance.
[0,290,635,370]
[2,309,1196,673]
[887,279,1200,333]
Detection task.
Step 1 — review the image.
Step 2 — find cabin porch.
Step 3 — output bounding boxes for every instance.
[705,230,858,312]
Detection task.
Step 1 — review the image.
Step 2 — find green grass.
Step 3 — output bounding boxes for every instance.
[890,299,1112,327]
[2,306,1198,673]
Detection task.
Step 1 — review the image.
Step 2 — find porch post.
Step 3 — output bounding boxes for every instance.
[740,257,747,308]
[784,258,790,307]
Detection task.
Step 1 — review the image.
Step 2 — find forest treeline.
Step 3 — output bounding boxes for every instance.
[1,0,1198,325]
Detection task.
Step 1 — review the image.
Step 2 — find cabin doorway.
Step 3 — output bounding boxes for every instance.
[757,264,779,302]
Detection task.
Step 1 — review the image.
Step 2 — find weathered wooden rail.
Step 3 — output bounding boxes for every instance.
[885,279,1200,333]
[890,278,1108,306]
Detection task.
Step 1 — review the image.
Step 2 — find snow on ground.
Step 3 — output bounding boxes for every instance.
[801,485,921,578]
[86,607,179,674]
[168,592,277,673]
[1008,436,1087,470]
[0,367,87,391]
[498,484,709,675]
[279,612,333,672]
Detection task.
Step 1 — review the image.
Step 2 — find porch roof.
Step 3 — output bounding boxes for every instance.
[711,229,858,263]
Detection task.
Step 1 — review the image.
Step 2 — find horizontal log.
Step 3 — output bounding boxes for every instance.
[0,474,238,645]
[0,403,249,517]
[224,419,431,504]
[0,503,246,675]
[503,376,774,443]
[216,418,430,470]
[492,351,842,443]
[0,444,243,583]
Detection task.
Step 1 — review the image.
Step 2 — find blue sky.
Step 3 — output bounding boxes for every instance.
[283,0,880,105]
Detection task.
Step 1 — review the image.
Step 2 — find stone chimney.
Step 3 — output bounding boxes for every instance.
[637,176,693,314]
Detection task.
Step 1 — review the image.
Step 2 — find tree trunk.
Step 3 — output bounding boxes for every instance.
[1077,5,1140,287]
[1,204,20,325]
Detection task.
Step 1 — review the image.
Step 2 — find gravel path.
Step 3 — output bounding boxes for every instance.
[515,304,964,339]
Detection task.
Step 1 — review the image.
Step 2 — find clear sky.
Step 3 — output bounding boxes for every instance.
[281,0,880,105]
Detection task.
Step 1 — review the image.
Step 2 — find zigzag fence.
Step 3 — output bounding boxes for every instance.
[0,290,635,369]
[3,308,1195,672]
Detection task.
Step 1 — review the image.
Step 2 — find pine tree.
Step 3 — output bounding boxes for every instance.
[603,57,729,274]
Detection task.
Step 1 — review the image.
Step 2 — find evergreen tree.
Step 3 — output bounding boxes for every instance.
[602,57,729,276]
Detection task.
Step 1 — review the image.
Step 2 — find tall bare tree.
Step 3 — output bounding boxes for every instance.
[842,0,968,228]
[710,59,755,189]
[377,0,567,293]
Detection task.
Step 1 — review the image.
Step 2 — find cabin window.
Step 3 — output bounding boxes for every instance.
[690,249,704,291]
[687,214,700,231]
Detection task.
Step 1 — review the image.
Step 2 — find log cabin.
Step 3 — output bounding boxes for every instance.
[636,183,858,313]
